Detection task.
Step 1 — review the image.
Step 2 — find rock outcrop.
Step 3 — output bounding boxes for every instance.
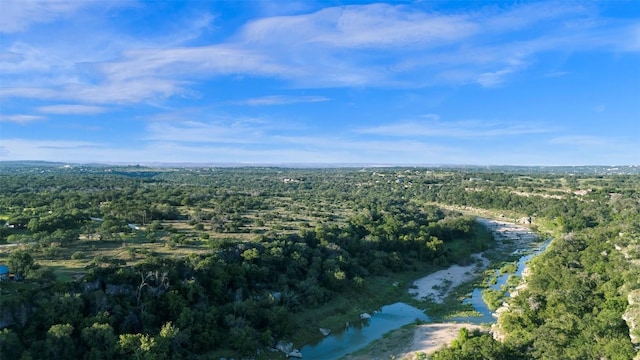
[360,312,371,319]
[622,289,640,346]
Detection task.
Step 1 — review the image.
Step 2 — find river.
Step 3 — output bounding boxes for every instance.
[452,238,550,323]
[299,302,429,359]
[298,220,549,359]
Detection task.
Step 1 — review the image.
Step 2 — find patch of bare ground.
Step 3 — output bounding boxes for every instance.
[403,323,486,359]
[409,254,488,303]
[342,323,486,360]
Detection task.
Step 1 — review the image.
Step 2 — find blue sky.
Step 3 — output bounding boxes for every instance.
[1,0,638,165]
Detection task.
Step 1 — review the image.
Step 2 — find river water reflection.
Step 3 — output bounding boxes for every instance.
[299,302,429,360]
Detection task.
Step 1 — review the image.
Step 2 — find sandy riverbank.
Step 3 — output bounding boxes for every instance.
[409,254,488,303]
[403,323,486,358]
[409,218,537,303]
[342,323,485,360]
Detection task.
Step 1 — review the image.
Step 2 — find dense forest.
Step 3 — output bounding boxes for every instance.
[0,163,638,359]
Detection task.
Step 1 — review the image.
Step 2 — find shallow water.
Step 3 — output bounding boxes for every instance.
[299,302,429,360]
[453,239,550,322]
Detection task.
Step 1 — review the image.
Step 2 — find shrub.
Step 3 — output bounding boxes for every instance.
[71,251,85,260]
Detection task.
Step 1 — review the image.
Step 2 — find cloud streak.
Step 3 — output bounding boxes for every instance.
[548,135,628,148]
[37,104,108,115]
[144,120,267,144]
[234,95,329,106]
[0,0,88,33]
[0,114,44,124]
[357,118,554,138]
[238,4,478,49]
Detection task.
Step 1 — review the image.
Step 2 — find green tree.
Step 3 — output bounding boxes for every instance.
[8,249,39,278]
[118,333,157,360]
[0,328,24,360]
[80,323,117,360]
[45,323,76,360]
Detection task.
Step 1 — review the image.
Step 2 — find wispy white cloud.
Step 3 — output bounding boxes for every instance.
[0,139,105,161]
[166,12,217,46]
[0,0,88,33]
[238,4,478,49]
[144,119,266,144]
[98,45,292,83]
[0,114,44,124]
[137,114,463,163]
[72,79,187,104]
[0,42,61,73]
[628,23,640,51]
[234,95,329,106]
[476,54,528,87]
[0,87,58,100]
[0,80,184,104]
[50,123,103,132]
[545,135,640,164]
[549,135,614,147]
[481,2,591,32]
[37,104,108,115]
[357,117,553,138]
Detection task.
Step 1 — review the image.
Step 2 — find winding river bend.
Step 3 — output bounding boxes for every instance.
[452,239,550,324]
[299,218,548,359]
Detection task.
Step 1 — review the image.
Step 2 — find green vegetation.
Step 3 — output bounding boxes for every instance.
[0,163,638,359]
[481,288,506,311]
[506,274,521,287]
[499,261,518,275]
[430,327,525,360]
